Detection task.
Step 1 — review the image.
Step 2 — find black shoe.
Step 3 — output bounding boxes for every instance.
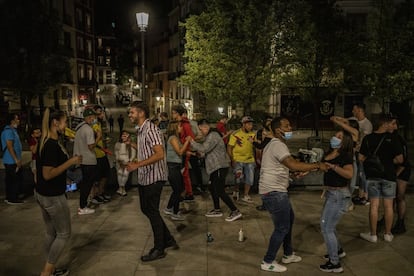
[319,260,343,273]
[392,220,406,235]
[165,239,179,250]
[323,248,346,260]
[141,248,166,262]
[256,205,266,211]
[183,195,195,202]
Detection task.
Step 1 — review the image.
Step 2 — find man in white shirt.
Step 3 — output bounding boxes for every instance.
[350,103,372,136]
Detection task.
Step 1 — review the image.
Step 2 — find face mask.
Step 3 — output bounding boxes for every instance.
[330,136,342,149]
[283,131,293,140]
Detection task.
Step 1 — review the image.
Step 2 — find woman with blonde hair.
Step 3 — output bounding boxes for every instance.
[36,108,82,276]
[114,131,136,196]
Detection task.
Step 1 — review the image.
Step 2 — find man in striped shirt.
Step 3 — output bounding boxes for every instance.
[127,101,178,262]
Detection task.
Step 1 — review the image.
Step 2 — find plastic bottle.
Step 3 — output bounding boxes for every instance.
[207,232,214,243]
[238,228,244,242]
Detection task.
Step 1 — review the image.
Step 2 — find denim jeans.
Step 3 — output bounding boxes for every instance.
[320,188,351,265]
[367,179,396,199]
[262,191,294,263]
[4,164,23,201]
[209,168,236,211]
[167,162,184,214]
[35,192,71,264]
[138,181,174,250]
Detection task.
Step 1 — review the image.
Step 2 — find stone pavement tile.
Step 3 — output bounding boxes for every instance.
[0,255,43,276]
[68,251,138,275]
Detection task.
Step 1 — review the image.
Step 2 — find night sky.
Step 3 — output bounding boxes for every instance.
[95,0,170,35]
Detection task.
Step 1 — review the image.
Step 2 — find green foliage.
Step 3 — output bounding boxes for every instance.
[181,0,284,113]
[0,0,70,100]
[361,0,414,102]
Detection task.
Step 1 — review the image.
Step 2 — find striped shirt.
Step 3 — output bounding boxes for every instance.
[136,119,167,185]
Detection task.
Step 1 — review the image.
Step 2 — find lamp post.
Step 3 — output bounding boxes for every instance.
[136,12,149,104]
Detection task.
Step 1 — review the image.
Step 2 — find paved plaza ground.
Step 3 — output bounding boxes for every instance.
[0,186,413,276]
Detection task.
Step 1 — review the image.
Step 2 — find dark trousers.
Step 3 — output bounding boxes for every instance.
[79,165,97,208]
[209,168,237,211]
[189,155,203,190]
[4,164,23,201]
[138,181,173,251]
[167,163,184,214]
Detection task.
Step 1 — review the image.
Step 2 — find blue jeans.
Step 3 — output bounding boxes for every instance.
[35,192,71,264]
[320,188,351,265]
[262,191,294,263]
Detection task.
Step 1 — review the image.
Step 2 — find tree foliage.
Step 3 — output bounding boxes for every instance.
[181,0,291,114]
[361,0,414,102]
[0,0,70,108]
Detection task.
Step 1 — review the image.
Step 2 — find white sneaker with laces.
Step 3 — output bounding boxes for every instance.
[241,195,253,203]
[225,210,242,222]
[384,233,394,242]
[282,253,302,264]
[261,261,287,272]
[360,232,378,243]
[205,209,223,217]
[78,207,95,215]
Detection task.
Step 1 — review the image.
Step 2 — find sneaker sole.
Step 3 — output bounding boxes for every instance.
[261,264,287,273]
[225,214,242,222]
[319,267,344,273]
[205,214,223,218]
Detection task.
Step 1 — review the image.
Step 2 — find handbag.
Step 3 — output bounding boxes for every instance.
[363,135,385,179]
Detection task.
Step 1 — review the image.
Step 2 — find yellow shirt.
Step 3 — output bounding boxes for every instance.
[228,129,255,163]
[93,123,105,158]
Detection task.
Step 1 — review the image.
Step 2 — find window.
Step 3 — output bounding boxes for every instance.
[105,47,111,54]
[105,57,111,66]
[98,56,104,65]
[64,32,71,48]
[97,38,102,48]
[86,39,92,59]
[76,8,83,28]
[78,64,85,80]
[87,65,93,80]
[77,36,84,51]
[85,13,92,32]
[98,70,104,84]
[106,70,112,83]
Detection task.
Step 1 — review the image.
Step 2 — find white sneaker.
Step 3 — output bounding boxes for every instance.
[225,210,242,222]
[360,232,378,243]
[171,213,185,221]
[384,233,394,242]
[163,207,174,215]
[78,207,95,215]
[282,253,302,264]
[241,195,254,203]
[261,261,287,272]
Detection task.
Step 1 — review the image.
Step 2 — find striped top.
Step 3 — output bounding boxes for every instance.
[136,119,167,185]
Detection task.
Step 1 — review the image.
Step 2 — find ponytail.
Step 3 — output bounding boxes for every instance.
[38,107,67,157]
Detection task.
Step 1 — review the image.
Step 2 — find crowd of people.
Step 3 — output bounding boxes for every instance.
[0,102,411,275]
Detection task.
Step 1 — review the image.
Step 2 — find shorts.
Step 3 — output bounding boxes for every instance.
[367,179,396,199]
[397,167,411,182]
[233,162,255,186]
[96,156,110,180]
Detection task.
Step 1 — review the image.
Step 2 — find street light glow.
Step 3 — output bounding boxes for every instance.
[136,12,149,31]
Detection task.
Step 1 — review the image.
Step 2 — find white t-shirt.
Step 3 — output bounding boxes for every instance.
[73,122,97,165]
[358,117,373,135]
[259,138,291,194]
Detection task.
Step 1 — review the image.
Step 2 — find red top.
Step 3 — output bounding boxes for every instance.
[27,137,37,160]
[180,118,195,146]
[216,121,228,144]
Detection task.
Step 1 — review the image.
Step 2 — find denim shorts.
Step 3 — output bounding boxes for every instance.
[367,179,396,199]
[233,162,255,186]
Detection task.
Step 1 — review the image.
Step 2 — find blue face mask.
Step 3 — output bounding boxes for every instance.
[330,136,342,149]
[283,131,293,140]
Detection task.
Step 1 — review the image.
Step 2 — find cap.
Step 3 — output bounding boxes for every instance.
[83,108,97,118]
[241,116,254,124]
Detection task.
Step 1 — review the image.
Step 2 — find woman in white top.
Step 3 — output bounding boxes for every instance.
[114,131,136,196]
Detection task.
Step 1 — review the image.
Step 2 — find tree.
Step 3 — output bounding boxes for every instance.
[181,0,292,115]
[0,0,70,120]
[362,0,414,104]
[272,0,353,135]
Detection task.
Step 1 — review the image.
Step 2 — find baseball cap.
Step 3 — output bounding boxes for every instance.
[241,116,254,124]
[83,108,97,118]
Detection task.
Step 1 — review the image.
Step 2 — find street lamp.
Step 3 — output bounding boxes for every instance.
[136,12,149,104]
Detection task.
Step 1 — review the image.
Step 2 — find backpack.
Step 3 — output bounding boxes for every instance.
[363,136,385,179]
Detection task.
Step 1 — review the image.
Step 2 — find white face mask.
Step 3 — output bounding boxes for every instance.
[283,131,293,140]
